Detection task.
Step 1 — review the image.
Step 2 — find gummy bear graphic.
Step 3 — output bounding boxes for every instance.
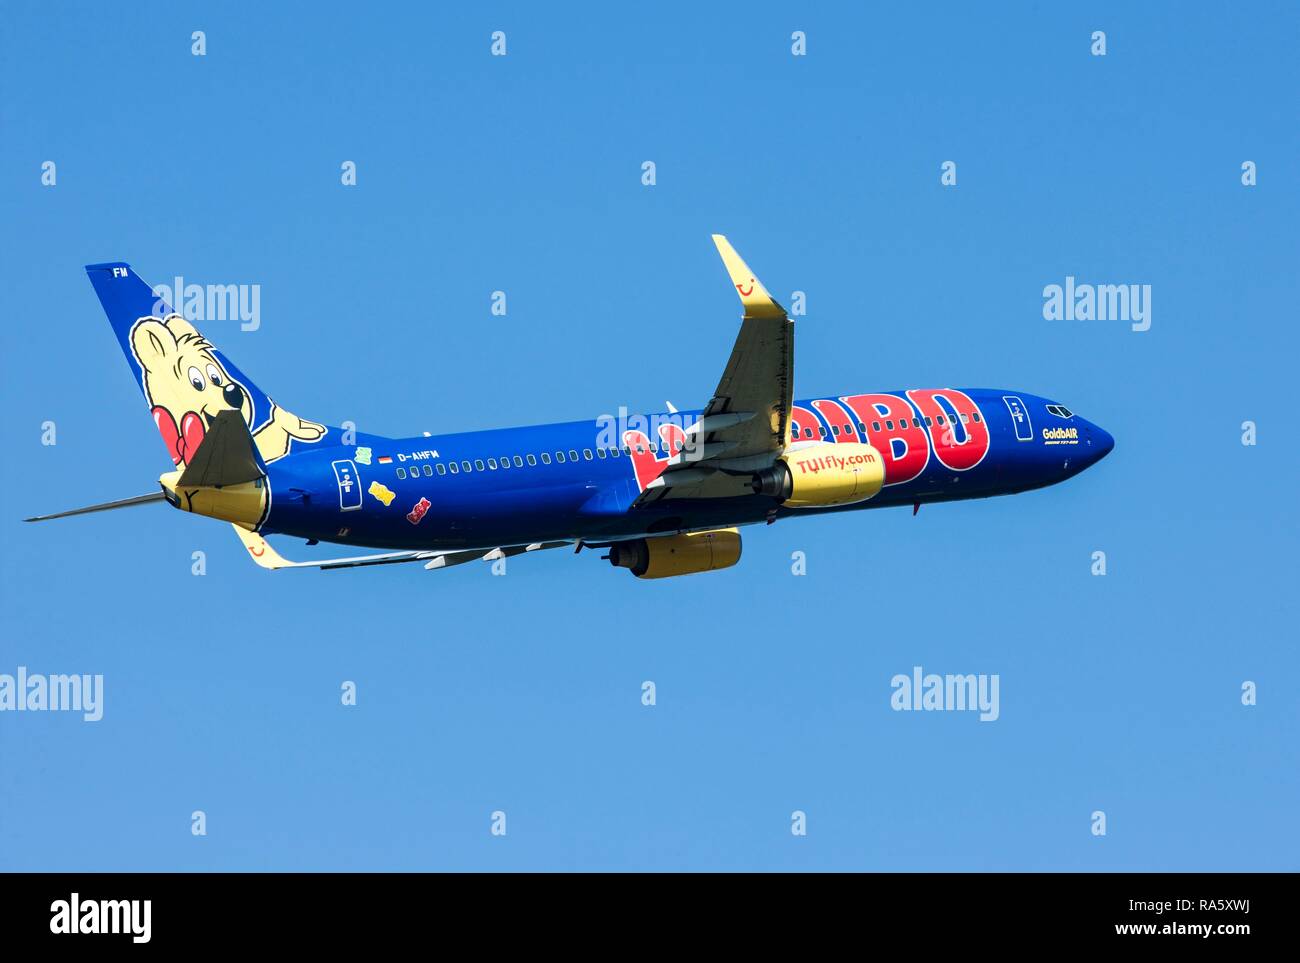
[368,481,396,507]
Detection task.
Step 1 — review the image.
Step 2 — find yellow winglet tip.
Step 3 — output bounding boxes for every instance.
[711,235,784,319]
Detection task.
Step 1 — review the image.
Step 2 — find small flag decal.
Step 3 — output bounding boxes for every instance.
[377,455,393,464]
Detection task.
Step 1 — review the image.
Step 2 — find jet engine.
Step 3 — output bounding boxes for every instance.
[751,443,885,508]
[608,529,741,579]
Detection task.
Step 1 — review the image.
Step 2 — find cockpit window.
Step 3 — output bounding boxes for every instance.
[1046,404,1074,418]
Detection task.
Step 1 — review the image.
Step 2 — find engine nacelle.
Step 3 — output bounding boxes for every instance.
[608,529,741,579]
[751,443,885,508]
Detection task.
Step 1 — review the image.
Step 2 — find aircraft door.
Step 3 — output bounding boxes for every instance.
[1002,396,1033,442]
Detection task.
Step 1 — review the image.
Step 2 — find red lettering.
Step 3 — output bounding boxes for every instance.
[840,393,929,485]
[625,423,688,492]
[789,405,821,445]
[811,399,862,442]
[906,389,989,471]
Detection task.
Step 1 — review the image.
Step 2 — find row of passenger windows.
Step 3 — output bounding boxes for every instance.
[395,445,626,479]
[794,411,981,440]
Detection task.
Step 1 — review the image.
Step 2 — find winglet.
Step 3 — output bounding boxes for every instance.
[233,524,292,569]
[711,235,785,319]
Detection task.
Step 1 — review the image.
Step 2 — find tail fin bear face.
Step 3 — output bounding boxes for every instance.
[131,315,252,466]
[130,314,324,466]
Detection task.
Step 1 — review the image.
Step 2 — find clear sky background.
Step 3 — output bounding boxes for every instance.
[1,2,1296,871]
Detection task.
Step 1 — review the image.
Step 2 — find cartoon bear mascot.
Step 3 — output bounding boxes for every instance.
[129,314,325,467]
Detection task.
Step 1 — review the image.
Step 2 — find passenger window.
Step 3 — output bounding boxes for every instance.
[499,456,509,469]
[610,446,621,457]
[541,452,551,464]
[569,449,579,461]
[514,455,524,467]
[872,421,881,432]
[960,414,969,424]
[487,458,497,470]
[474,459,485,471]
[422,464,432,476]
[924,416,933,426]
[937,415,946,425]
[831,425,841,436]
[556,451,566,463]
[913,418,921,428]
[526,454,537,466]
[973,412,982,423]
[436,464,446,475]
[819,426,827,437]
[596,448,606,459]
[396,467,407,479]
[857,423,866,434]
[583,449,593,460]
[448,463,458,474]
[803,427,813,438]
[885,420,894,430]
[461,460,471,472]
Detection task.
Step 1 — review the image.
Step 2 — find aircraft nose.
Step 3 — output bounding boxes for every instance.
[1086,421,1114,462]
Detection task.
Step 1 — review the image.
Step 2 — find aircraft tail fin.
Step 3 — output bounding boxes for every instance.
[84,261,330,470]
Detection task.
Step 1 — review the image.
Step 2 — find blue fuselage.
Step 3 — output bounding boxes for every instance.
[261,388,1113,551]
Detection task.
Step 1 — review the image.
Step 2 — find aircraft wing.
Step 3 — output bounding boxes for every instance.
[233,525,569,571]
[635,235,793,505]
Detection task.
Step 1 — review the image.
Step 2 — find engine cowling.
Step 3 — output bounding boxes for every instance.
[608,529,741,579]
[751,443,885,508]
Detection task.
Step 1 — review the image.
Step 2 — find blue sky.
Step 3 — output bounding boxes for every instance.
[1,1,1296,871]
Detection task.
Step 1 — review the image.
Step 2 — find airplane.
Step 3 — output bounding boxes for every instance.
[26,236,1114,579]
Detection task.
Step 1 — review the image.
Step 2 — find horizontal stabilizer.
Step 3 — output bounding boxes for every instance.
[233,526,571,572]
[233,526,435,570]
[24,491,167,522]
